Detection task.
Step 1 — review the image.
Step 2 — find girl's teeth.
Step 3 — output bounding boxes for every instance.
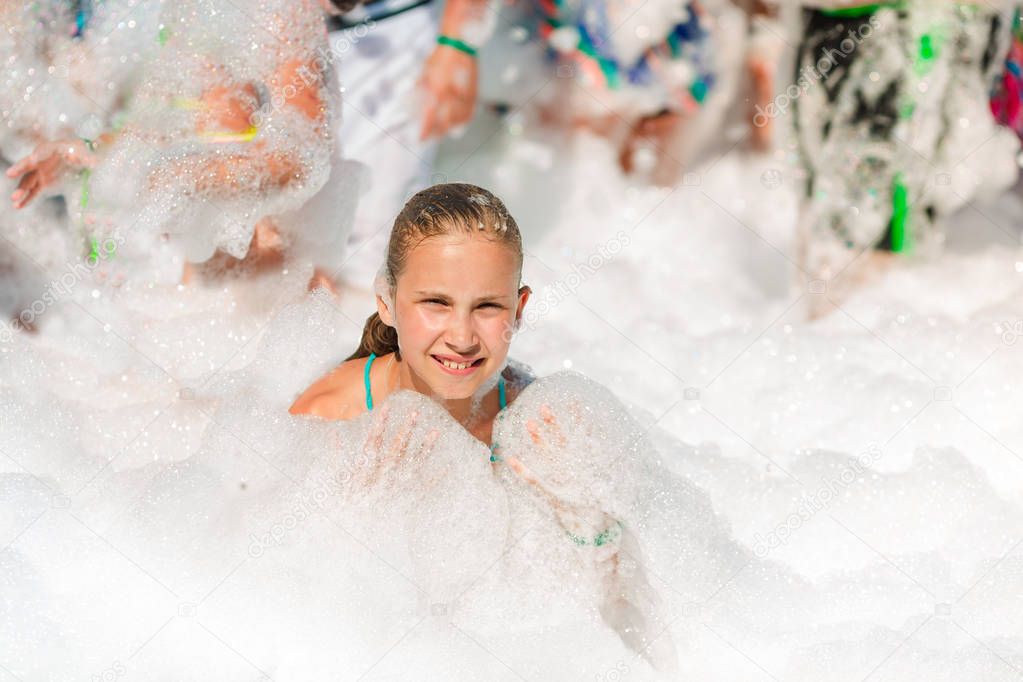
[440,358,472,370]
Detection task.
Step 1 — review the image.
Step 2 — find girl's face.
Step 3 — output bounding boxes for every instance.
[379,232,530,400]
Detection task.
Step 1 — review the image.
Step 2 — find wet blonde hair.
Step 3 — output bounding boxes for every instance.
[347,183,523,361]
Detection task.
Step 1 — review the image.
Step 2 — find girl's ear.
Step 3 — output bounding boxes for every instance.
[376,293,395,327]
[514,285,531,326]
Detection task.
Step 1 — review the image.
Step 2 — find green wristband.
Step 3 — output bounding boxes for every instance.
[437,34,477,57]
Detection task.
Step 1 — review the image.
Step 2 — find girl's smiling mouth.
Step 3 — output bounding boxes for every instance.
[431,354,485,374]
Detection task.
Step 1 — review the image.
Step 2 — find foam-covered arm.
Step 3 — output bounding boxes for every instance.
[498,372,678,670]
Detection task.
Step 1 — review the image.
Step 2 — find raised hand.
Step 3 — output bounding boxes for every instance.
[7,139,96,209]
[505,403,567,490]
[419,44,478,141]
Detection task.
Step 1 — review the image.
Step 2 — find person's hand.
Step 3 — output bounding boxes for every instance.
[7,139,96,209]
[358,402,442,489]
[505,404,569,494]
[419,44,479,141]
[505,401,597,494]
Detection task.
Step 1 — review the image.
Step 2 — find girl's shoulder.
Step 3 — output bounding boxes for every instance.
[288,355,373,421]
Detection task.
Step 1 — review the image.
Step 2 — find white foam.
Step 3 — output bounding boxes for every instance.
[2,4,1023,679]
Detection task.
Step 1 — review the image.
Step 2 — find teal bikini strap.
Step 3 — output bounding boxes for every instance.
[489,374,508,462]
[71,0,94,38]
[364,352,376,411]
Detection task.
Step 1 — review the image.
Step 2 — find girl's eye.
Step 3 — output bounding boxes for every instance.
[478,302,504,309]
[423,299,447,305]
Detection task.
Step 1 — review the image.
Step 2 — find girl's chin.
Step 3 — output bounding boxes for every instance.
[424,374,487,402]
[430,372,482,393]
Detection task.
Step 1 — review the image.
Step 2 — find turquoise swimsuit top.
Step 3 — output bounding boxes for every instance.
[363,352,507,461]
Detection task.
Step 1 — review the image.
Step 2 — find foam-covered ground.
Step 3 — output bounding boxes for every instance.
[3,104,1023,680]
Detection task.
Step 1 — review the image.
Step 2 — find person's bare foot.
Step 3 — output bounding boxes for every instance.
[308,267,339,296]
[806,250,898,320]
[182,218,285,285]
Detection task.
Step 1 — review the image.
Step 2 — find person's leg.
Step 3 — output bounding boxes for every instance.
[332,6,440,291]
[991,9,1023,140]
[926,4,1020,224]
[793,6,908,315]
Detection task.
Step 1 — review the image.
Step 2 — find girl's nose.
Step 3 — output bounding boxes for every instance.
[446,314,480,355]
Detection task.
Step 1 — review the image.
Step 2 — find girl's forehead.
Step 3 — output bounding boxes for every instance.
[401,234,520,285]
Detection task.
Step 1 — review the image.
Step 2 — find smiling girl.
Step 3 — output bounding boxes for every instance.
[289,183,689,671]
[290,183,533,450]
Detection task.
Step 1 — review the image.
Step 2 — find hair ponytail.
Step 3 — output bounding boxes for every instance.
[346,311,399,361]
